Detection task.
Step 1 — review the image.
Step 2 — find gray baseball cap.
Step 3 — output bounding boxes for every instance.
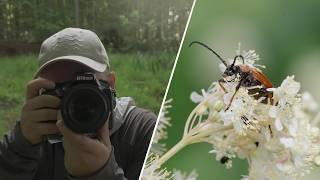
[35,27,109,77]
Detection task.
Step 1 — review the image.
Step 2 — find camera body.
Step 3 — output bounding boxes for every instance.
[43,72,116,142]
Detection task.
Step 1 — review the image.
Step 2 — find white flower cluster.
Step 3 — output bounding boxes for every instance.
[141,47,320,180]
[189,51,320,179]
[173,170,198,180]
[151,99,172,155]
[142,99,172,179]
[154,99,172,144]
[141,155,172,180]
[142,99,198,180]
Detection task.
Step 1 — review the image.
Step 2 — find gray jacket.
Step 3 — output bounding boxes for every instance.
[0,97,156,180]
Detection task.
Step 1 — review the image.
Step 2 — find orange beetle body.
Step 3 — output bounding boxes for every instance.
[239,64,273,88]
[237,64,273,104]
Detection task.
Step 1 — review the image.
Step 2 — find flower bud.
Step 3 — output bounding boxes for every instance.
[314,156,320,166]
[214,100,224,112]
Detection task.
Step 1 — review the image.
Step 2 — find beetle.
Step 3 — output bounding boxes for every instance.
[189,41,274,110]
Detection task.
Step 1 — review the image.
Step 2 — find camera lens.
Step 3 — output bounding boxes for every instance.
[69,90,104,122]
[61,84,110,133]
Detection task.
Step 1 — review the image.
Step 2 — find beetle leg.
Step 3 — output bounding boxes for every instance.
[269,124,273,138]
[225,79,243,111]
[268,93,274,105]
[265,93,274,105]
[218,79,227,93]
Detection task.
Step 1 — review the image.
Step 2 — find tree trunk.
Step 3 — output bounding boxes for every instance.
[74,0,79,27]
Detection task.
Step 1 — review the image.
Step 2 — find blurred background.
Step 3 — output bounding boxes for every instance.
[0,0,193,136]
[162,0,320,179]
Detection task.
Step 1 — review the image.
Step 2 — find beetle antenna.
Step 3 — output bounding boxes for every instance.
[189,41,228,67]
[231,55,245,67]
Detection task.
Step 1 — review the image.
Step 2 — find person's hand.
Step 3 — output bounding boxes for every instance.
[20,78,60,144]
[56,112,112,177]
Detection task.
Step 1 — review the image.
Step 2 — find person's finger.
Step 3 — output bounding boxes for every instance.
[26,78,55,100]
[56,114,84,144]
[57,118,105,153]
[35,122,60,135]
[97,113,111,146]
[23,95,60,110]
[22,109,59,123]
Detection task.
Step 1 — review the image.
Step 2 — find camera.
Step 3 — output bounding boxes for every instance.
[42,72,116,142]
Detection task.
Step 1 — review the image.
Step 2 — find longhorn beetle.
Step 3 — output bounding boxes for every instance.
[189,41,274,110]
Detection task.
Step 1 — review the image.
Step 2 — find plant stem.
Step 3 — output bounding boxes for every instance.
[157,138,189,167]
[157,123,232,167]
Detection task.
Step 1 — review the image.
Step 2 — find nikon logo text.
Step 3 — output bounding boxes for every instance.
[76,76,94,81]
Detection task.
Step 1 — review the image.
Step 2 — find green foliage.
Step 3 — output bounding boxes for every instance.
[0,0,193,52]
[0,53,174,136]
[0,55,36,137]
[110,53,174,112]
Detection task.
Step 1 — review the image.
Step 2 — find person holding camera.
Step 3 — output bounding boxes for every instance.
[0,28,156,180]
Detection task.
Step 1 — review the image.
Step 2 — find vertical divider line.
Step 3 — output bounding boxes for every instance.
[138,0,198,179]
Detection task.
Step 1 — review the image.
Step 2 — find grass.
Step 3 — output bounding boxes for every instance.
[0,53,175,136]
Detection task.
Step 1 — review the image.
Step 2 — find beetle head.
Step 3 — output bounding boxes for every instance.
[223,65,239,77]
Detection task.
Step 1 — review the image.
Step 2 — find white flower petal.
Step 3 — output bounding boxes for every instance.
[280,137,295,148]
[275,118,283,131]
[276,162,291,172]
[269,106,278,118]
[173,170,198,180]
[288,118,298,137]
[220,111,233,125]
[190,91,203,103]
[314,156,320,166]
[223,92,233,105]
[281,76,300,95]
[233,118,243,133]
